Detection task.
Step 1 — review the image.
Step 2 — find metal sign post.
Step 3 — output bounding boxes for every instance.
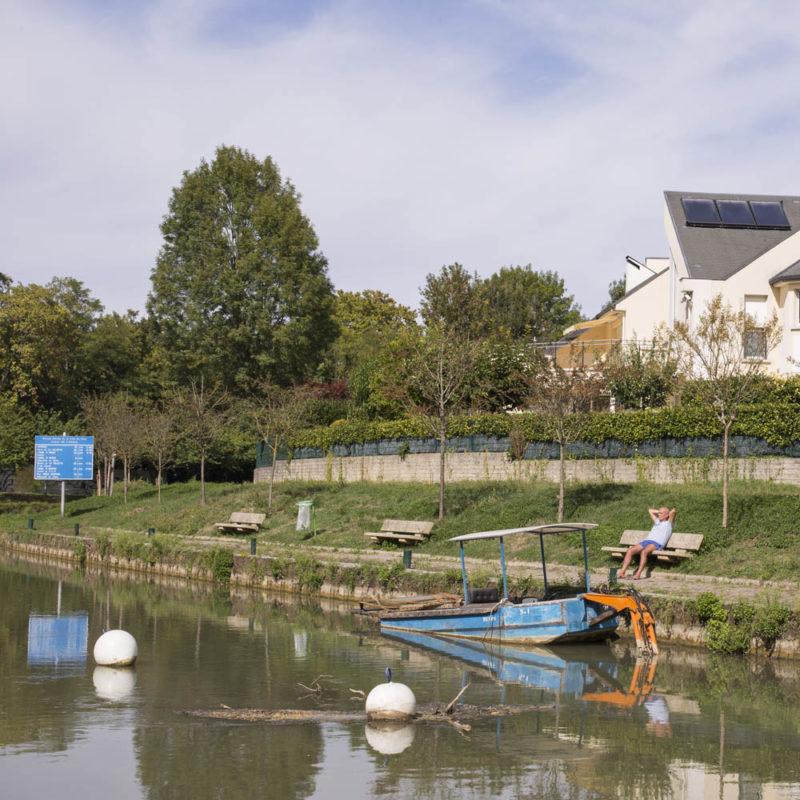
[34,435,94,518]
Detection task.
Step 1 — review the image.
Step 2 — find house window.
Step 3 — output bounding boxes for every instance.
[743,295,767,360]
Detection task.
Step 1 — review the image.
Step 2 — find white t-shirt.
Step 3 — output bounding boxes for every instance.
[648,519,673,547]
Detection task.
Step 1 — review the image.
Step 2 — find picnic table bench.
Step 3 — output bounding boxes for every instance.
[601,530,704,564]
[215,512,266,535]
[364,519,435,546]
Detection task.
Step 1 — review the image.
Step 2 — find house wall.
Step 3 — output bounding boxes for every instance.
[617,269,670,342]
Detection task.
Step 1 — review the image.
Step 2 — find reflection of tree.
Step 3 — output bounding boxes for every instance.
[134,724,321,800]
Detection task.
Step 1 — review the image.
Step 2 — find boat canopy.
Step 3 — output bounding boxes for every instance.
[447,522,599,600]
[447,523,598,543]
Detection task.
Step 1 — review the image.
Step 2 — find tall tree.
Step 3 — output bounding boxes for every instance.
[482,266,582,341]
[385,327,481,519]
[675,295,781,528]
[148,145,337,393]
[420,263,488,337]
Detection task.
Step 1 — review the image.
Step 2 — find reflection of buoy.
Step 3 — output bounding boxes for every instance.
[93,630,138,666]
[365,721,416,754]
[365,668,416,721]
[93,666,136,701]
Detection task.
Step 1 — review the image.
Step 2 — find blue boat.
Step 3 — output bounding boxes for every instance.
[376,523,658,654]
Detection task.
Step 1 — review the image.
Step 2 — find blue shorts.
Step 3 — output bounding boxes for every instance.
[639,540,663,551]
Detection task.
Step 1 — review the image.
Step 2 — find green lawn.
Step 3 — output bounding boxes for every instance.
[2,478,800,581]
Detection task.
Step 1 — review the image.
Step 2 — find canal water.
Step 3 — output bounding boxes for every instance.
[1,553,799,800]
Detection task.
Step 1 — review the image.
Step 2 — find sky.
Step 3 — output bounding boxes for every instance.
[4,0,800,321]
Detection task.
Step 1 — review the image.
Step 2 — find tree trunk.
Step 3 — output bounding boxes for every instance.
[123,455,128,504]
[722,424,730,528]
[438,415,446,520]
[157,452,162,504]
[109,454,115,497]
[96,467,101,497]
[200,445,206,506]
[558,442,565,523]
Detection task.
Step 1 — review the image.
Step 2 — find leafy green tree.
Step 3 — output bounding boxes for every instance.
[0,282,78,410]
[607,275,626,306]
[675,295,781,528]
[602,329,682,409]
[147,145,337,393]
[420,263,489,337]
[0,394,37,471]
[482,266,582,341]
[332,290,417,370]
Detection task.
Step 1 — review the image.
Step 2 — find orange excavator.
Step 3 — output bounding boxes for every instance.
[583,586,659,655]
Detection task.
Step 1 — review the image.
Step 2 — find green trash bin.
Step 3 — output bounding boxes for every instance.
[296,500,316,536]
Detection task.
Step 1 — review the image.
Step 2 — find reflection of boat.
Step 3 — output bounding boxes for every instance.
[374,524,658,653]
[383,629,657,706]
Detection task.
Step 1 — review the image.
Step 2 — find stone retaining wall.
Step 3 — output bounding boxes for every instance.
[255,452,800,485]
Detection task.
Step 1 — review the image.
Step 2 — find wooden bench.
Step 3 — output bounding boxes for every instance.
[215,512,266,534]
[602,530,704,564]
[364,519,435,546]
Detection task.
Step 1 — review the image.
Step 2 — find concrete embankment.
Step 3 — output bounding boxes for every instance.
[2,530,799,659]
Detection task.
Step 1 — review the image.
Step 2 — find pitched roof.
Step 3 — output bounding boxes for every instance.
[769,259,800,285]
[664,190,800,281]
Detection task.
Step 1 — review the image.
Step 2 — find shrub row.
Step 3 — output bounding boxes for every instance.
[288,404,800,453]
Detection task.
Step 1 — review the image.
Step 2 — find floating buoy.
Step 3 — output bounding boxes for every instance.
[93,666,136,701]
[365,721,416,754]
[365,668,416,721]
[93,629,138,666]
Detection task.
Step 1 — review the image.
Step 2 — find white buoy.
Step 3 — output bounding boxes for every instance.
[93,666,137,701]
[365,721,416,755]
[93,629,138,666]
[365,672,416,721]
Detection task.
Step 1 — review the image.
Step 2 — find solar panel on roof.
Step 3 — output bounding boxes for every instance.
[682,198,720,225]
[717,200,755,226]
[750,201,790,229]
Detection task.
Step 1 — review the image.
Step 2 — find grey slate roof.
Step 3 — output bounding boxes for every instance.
[664,190,800,281]
[769,259,800,285]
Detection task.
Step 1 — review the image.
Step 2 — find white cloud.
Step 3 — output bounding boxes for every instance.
[3,0,800,320]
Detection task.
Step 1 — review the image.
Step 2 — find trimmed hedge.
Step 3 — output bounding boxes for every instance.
[271,404,800,463]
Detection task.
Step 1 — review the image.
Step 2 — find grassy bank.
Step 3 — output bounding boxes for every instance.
[3,477,800,581]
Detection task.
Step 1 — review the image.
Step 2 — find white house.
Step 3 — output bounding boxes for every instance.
[561,190,800,374]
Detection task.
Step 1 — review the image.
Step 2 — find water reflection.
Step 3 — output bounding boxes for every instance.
[0,551,799,800]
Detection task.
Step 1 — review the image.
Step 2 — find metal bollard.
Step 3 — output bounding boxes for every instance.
[402,550,412,569]
[609,567,618,584]
[250,537,256,555]
[147,528,154,537]
[74,523,79,537]
[28,518,34,530]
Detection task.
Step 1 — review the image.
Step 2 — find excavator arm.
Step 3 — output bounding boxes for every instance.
[583,588,659,655]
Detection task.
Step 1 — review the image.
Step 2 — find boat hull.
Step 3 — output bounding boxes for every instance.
[379,595,618,646]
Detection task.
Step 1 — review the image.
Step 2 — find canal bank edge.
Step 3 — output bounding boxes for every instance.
[2,529,798,660]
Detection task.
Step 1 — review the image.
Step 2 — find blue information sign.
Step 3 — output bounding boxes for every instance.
[34,436,94,481]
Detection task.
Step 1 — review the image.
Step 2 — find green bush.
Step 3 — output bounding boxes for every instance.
[706,619,751,654]
[754,601,792,649]
[205,547,234,584]
[288,402,800,452]
[692,592,727,623]
[72,539,86,565]
[295,556,324,591]
[96,531,111,559]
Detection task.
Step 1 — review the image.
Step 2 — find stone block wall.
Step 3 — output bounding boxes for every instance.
[254,452,800,486]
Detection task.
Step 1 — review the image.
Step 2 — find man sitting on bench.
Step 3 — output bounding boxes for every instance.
[618,506,677,581]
